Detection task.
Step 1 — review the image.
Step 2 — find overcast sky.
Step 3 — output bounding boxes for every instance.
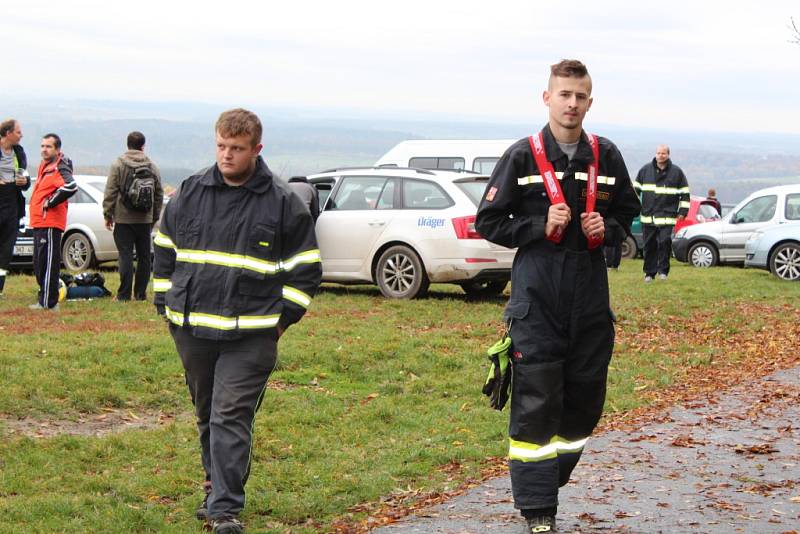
[8,1,800,134]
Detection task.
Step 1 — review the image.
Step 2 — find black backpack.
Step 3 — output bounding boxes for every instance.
[121,162,156,212]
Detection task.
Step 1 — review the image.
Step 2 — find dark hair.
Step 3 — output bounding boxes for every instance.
[216,108,262,146]
[43,133,62,149]
[0,119,17,138]
[127,131,146,150]
[550,59,589,78]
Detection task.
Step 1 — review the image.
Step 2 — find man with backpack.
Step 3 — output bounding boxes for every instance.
[103,131,164,301]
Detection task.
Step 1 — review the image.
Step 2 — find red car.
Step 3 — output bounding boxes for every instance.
[673,195,722,233]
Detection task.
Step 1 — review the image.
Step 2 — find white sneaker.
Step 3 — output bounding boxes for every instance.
[658,273,668,280]
[644,275,654,283]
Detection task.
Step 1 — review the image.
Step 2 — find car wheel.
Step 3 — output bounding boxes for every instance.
[688,242,718,268]
[375,245,429,299]
[62,232,95,272]
[620,236,637,260]
[460,280,507,297]
[769,242,800,281]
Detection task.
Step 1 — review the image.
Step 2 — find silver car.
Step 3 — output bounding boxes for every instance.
[309,167,514,298]
[672,184,800,267]
[745,222,800,281]
[13,175,117,271]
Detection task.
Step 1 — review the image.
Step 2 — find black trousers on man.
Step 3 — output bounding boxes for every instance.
[170,325,277,520]
[113,223,152,300]
[0,207,20,293]
[642,224,673,277]
[32,227,63,308]
[505,243,614,512]
[603,224,623,269]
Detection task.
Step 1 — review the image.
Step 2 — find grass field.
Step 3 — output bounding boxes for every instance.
[1,261,798,533]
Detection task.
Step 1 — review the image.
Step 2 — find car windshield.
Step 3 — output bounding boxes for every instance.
[456,180,489,207]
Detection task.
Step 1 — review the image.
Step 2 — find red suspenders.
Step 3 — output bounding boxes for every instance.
[528,132,602,249]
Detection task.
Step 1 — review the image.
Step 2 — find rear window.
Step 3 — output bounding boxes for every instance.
[409,157,465,171]
[697,203,720,221]
[786,194,800,220]
[472,157,500,174]
[456,180,489,207]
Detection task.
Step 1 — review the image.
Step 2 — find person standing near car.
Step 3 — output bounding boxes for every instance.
[103,131,164,301]
[29,133,76,310]
[635,145,690,281]
[475,59,640,533]
[0,119,31,297]
[287,176,320,222]
[706,187,722,215]
[153,109,321,534]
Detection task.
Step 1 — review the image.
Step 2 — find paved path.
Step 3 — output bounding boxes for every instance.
[372,366,800,533]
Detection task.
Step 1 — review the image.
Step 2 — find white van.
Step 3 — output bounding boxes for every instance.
[375,139,515,175]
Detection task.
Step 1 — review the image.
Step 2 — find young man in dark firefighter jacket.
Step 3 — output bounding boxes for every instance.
[475,60,641,533]
[153,109,321,534]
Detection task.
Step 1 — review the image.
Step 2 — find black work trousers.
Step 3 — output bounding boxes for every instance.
[504,242,614,511]
[0,207,19,293]
[32,227,63,308]
[170,325,277,519]
[603,225,623,269]
[113,223,152,300]
[642,224,673,277]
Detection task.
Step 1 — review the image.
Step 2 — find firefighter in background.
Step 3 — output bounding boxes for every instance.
[476,59,640,533]
[635,145,690,281]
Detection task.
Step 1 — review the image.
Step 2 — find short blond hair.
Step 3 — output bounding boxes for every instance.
[215,108,262,146]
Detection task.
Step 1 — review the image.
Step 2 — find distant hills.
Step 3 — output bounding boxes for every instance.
[7,98,800,205]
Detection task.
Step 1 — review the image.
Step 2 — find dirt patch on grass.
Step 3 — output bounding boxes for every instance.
[330,302,800,533]
[0,312,162,336]
[0,409,191,439]
[0,380,328,440]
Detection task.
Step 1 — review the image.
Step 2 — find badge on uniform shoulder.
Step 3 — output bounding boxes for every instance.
[486,186,498,202]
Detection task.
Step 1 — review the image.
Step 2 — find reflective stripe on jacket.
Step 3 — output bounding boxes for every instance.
[634,158,689,226]
[153,157,322,340]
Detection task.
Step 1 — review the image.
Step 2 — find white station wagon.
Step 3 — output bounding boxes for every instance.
[308,167,514,298]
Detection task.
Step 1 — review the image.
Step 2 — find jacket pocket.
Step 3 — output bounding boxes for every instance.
[177,218,201,248]
[249,224,276,259]
[165,271,192,323]
[503,299,530,324]
[238,274,280,298]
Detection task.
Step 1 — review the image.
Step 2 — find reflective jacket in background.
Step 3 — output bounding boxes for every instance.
[153,157,322,340]
[634,158,690,226]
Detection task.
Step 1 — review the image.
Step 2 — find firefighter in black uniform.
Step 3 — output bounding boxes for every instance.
[153,109,321,534]
[475,60,640,533]
[635,144,690,281]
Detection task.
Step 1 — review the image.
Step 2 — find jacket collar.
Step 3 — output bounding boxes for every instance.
[652,158,672,172]
[541,124,594,164]
[200,156,274,194]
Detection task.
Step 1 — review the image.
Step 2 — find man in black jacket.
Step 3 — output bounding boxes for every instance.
[0,119,31,296]
[153,109,322,534]
[476,59,640,533]
[635,145,690,281]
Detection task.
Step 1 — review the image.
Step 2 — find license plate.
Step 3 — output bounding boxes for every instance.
[13,245,33,256]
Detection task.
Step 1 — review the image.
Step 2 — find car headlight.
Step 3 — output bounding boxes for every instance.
[747,231,764,243]
[674,228,688,239]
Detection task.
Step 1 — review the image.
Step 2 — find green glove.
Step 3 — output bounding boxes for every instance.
[482,335,512,410]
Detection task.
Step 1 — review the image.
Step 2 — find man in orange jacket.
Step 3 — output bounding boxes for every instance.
[29,133,76,310]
